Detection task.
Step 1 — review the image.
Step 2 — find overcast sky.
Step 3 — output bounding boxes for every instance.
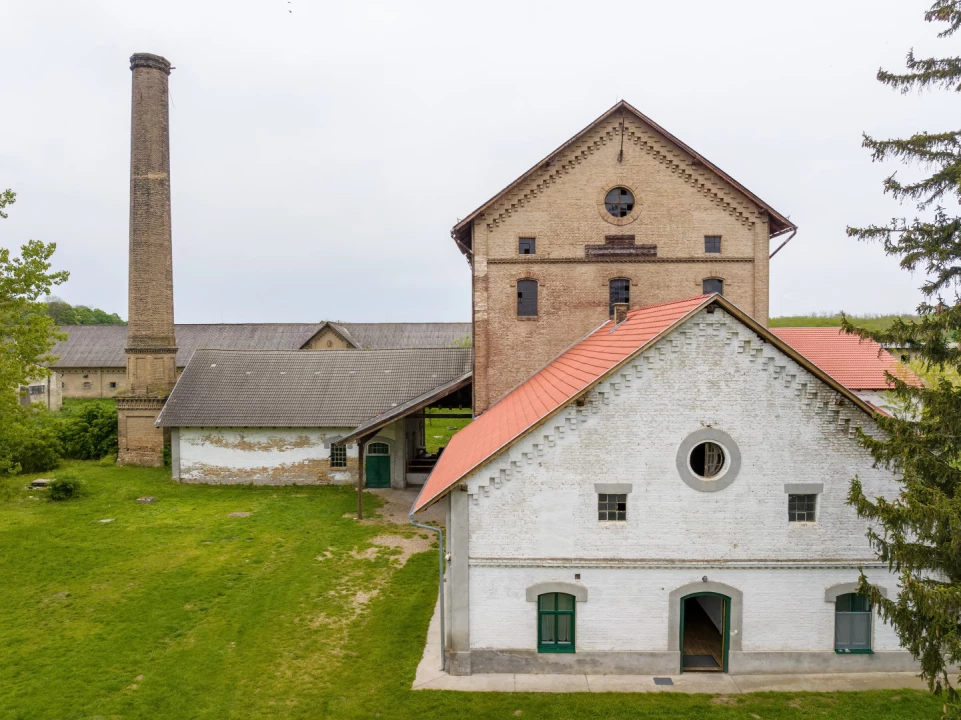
[2,0,956,323]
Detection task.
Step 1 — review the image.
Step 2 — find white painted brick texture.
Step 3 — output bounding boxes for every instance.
[462,308,903,654]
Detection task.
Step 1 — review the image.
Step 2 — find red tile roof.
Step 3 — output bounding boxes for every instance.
[771,328,920,390]
[412,294,713,513]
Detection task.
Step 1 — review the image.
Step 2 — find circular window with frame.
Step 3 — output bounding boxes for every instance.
[676,429,740,492]
[604,187,635,218]
[596,184,641,226]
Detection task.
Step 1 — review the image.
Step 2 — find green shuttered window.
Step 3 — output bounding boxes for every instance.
[538,593,575,653]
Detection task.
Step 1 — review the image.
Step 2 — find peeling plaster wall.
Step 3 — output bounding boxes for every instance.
[178,427,358,485]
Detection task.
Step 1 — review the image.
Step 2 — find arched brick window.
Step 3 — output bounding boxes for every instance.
[703,278,724,296]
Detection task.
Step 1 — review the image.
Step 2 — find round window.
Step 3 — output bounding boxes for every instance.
[604,187,635,218]
[690,441,725,479]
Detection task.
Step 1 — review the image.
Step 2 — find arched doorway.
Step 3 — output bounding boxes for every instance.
[365,441,391,488]
[679,592,730,672]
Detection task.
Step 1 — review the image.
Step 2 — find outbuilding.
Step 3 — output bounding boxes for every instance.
[157,347,471,487]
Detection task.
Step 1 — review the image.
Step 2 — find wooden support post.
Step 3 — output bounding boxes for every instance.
[356,432,374,520]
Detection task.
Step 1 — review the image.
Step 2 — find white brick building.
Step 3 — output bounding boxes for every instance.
[413,295,915,676]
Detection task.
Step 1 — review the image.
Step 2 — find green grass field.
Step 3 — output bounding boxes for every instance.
[0,463,940,719]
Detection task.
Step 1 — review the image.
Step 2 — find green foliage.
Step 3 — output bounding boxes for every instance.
[0,189,69,474]
[44,296,125,326]
[845,2,961,714]
[0,461,942,719]
[770,313,919,332]
[57,399,118,461]
[47,475,84,501]
[0,405,61,475]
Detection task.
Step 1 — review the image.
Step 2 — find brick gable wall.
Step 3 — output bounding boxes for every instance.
[472,114,772,412]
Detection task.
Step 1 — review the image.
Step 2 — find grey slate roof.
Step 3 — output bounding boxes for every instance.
[156,348,473,428]
[49,322,472,368]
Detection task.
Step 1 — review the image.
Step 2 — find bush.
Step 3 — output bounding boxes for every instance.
[58,401,118,461]
[98,453,117,466]
[0,404,62,475]
[48,475,84,501]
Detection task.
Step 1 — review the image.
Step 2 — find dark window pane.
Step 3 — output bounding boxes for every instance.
[609,279,630,316]
[604,187,635,218]
[703,278,723,295]
[704,235,721,253]
[517,279,538,316]
[519,238,535,255]
[539,594,555,611]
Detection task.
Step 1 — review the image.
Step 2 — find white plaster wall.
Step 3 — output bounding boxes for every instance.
[462,307,905,655]
[466,308,899,563]
[179,427,357,484]
[469,566,902,653]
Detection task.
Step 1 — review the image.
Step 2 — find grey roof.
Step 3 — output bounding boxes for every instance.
[342,372,473,443]
[49,322,472,368]
[156,348,473,428]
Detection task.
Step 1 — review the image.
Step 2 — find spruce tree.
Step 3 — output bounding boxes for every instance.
[845,2,961,714]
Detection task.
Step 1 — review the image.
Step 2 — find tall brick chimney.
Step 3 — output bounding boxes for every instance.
[116,53,178,466]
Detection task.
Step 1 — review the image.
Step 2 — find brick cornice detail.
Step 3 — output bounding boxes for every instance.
[484,118,763,232]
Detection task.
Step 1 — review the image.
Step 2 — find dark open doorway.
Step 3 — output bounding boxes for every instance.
[680,593,729,672]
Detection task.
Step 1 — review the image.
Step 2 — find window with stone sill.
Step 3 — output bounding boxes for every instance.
[598,493,627,521]
[788,493,817,522]
[330,444,347,468]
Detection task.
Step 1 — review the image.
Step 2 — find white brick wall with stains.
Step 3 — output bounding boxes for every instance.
[458,307,905,660]
[177,427,357,484]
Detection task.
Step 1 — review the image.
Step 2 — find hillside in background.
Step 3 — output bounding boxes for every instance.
[769,314,918,332]
[44,297,125,326]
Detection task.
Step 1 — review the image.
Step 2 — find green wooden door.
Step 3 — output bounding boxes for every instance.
[365,443,391,488]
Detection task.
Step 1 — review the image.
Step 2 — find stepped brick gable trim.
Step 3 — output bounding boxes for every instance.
[451,100,795,258]
[412,295,875,514]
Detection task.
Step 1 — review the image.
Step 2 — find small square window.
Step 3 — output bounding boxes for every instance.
[109,381,118,389]
[598,493,627,521]
[519,238,536,255]
[788,494,817,522]
[704,235,721,253]
[82,381,92,390]
[330,444,347,468]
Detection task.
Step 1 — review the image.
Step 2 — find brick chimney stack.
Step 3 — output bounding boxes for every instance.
[117,53,178,466]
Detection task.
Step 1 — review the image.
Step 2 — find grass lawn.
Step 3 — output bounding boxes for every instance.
[0,463,939,719]
[424,408,472,454]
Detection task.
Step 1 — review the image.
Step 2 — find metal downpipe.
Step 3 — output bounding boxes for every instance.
[409,514,445,671]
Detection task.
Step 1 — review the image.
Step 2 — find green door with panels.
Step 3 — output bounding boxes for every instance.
[365,442,391,488]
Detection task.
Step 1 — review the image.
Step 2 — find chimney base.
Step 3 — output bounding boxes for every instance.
[116,397,168,466]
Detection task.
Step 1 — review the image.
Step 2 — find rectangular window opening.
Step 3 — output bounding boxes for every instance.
[517,280,538,317]
[519,237,536,255]
[704,235,722,253]
[330,444,347,468]
[598,493,627,521]
[788,493,817,522]
[608,279,630,317]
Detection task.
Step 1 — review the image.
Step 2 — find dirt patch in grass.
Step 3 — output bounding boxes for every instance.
[711,695,738,706]
[368,535,429,568]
